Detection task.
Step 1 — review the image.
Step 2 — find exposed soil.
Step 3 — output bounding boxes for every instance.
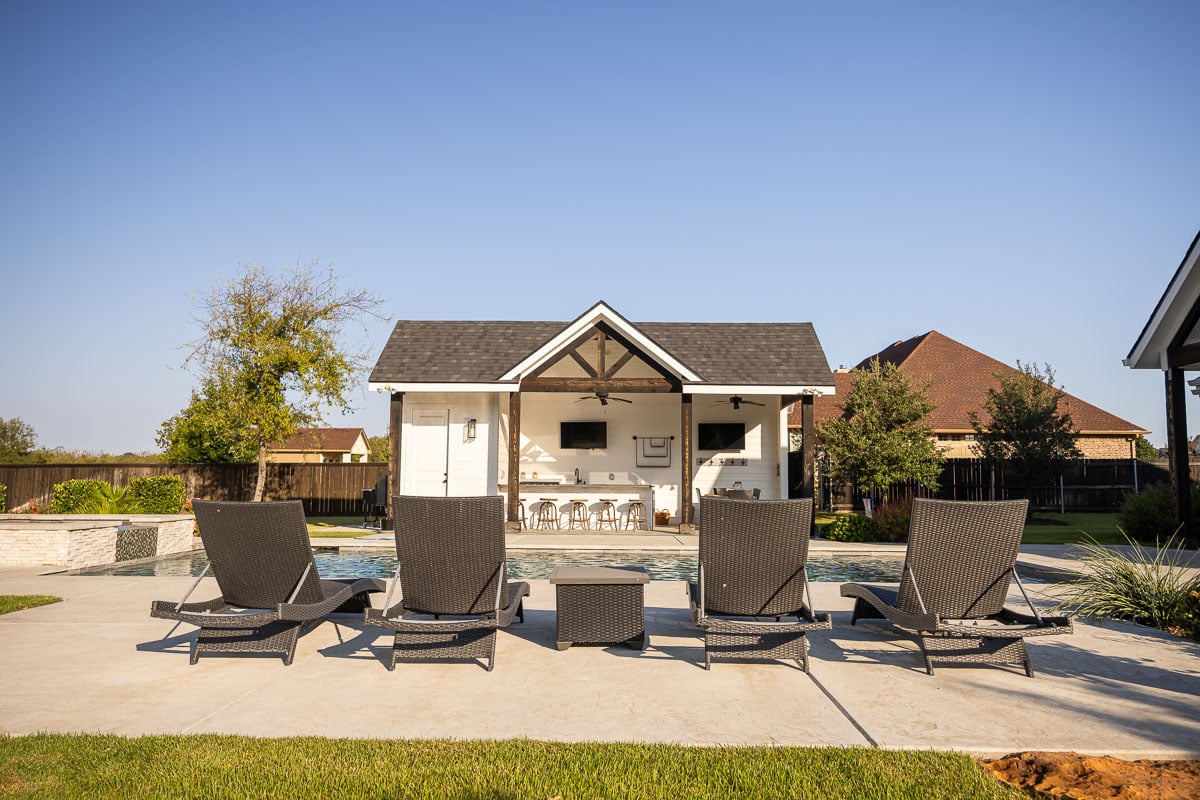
[978,751,1200,799]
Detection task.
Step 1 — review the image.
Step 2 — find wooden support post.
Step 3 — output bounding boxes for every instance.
[387,392,403,530]
[801,395,815,499]
[507,392,521,529]
[681,394,694,527]
[1165,369,1194,546]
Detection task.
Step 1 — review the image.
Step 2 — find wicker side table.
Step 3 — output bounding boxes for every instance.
[549,565,650,651]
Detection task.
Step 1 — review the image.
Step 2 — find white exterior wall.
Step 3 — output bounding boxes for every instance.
[692,396,779,501]
[400,393,499,496]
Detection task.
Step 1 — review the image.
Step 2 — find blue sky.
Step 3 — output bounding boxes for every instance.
[2,1,1198,452]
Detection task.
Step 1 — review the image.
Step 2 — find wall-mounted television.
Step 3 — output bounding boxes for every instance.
[697,422,746,451]
[560,421,608,449]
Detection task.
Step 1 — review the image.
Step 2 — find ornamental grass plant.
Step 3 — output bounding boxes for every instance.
[1058,529,1200,637]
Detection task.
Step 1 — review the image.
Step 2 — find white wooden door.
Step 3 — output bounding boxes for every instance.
[410,408,450,496]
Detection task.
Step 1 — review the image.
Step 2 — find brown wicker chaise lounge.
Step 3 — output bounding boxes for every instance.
[688,496,832,671]
[840,498,1072,677]
[364,495,531,671]
[150,500,386,665]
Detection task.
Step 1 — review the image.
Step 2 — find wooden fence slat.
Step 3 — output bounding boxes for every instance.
[0,463,388,517]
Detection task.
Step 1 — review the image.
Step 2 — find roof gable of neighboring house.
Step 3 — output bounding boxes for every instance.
[794,331,1147,435]
[270,427,369,454]
[369,301,836,392]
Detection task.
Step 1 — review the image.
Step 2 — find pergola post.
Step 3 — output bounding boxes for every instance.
[386,392,403,530]
[681,394,694,527]
[1165,368,1194,546]
[507,392,521,531]
[801,395,815,499]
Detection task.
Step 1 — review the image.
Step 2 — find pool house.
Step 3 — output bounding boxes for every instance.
[368,301,835,529]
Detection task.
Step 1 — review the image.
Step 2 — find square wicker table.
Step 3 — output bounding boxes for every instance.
[549,565,650,650]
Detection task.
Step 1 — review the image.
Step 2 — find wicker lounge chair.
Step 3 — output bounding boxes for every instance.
[364,495,531,671]
[150,501,385,665]
[688,496,831,670]
[840,498,1072,677]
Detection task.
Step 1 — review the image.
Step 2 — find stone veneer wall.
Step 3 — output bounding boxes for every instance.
[0,515,195,569]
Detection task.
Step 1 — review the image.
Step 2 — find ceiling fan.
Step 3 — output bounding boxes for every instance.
[576,392,633,406]
[712,395,765,410]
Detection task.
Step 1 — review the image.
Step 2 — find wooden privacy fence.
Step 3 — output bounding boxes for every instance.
[815,458,1200,513]
[0,463,388,517]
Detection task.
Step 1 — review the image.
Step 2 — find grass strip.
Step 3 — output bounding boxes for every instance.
[0,735,1024,800]
[0,596,61,616]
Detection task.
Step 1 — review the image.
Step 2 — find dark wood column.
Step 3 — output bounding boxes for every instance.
[681,394,694,526]
[1165,369,1194,546]
[801,394,815,499]
[387,392,403,530]
[507,392,521,528]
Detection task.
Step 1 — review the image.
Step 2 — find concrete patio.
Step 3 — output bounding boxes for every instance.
[1,539,1199,759]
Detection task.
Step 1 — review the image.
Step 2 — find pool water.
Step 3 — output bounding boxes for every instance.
[76,547,915,583]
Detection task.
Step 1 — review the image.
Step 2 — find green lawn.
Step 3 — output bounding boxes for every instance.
[816,511,1129,546]
[0,596,61,615]
[306,516,379,538]
[0,735,1023,800]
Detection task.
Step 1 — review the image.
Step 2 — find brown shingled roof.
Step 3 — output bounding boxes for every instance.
[791,332,1148,435]
[270,427,368,453]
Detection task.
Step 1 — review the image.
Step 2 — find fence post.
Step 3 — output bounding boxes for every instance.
[1133,457,1139,492]
[1059,474,1065,514]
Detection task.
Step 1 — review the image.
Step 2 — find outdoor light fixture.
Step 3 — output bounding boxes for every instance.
[465,418,477,441]
[1189,377,1200,397]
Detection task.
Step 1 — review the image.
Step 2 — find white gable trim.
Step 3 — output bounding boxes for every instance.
[1126,231,1200,370]
[370,382,518,393]
[683,384,836,396]
[499,301,701,383]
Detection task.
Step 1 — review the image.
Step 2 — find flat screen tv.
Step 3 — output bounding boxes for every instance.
[560,421,607,449]
[697,422,745,451]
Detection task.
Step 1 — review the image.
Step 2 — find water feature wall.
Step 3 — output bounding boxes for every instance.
[0,515,195,569]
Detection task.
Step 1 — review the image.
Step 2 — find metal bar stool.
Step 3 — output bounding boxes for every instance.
[533,498,559,530]
[624,499,649,531]
[567,499,590,530]
[595,499,620,531]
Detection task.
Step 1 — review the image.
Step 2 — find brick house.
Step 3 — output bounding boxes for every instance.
[791,330,1148,458]
[267,427,371,463]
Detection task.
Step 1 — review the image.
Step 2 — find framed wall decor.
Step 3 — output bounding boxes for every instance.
[633,435,673,468]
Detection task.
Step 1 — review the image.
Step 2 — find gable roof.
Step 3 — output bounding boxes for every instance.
[1126,228,1200,370]
[792,331,1147,435]
[369,302,835,393]
[270,427,368,453]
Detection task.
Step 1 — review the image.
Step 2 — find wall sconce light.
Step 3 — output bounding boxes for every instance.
[465,418,477,442]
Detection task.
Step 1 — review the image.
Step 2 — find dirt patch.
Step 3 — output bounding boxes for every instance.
[978,751,1200,799]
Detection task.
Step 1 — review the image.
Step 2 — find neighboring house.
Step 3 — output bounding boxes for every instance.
[791,330,1149,459]
[368,301,835,527]
[267,427,371,463]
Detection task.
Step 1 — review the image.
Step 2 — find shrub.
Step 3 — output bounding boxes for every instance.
[873,496,914,543]
[128,476,186,513]
[822,513,882,542]
[50,480,145,514]
[1117,483,1200,542]
[0,483,5,512]
[49,480,111,513]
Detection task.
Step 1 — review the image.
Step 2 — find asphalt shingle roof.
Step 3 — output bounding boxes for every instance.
[789,331,1147,434]
[370,319,834,387]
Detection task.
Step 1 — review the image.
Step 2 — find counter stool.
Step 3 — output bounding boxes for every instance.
[533,498,559,530]
[517,499,527,531]
[567,499,590,530]
[595,499,620,531]
[625,499,649,531]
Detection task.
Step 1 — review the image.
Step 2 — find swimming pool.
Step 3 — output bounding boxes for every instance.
[76,547,916,582]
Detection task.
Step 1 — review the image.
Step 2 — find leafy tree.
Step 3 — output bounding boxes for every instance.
[969,361,1082,515]
[0,417,39,463]
[816,358,945,500]
[1133,435,1158,460]
[367,434,389,463]
[161,262,387,499]
[157,383,258,463]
